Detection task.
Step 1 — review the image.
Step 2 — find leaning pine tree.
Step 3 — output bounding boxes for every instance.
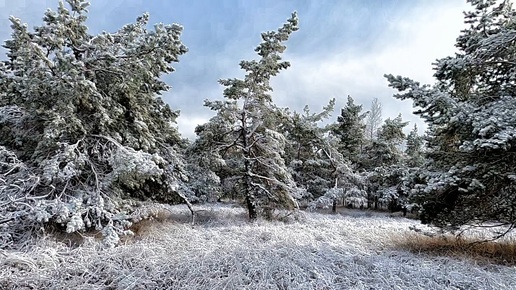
[195,12,300,219]
[385,0,516,237]
[0,0,191,247]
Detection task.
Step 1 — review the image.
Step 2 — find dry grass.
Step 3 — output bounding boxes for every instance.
[392,232,516,266]
[1,204,516,289]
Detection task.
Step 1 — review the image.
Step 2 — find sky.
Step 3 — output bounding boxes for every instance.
[0,0,471,139]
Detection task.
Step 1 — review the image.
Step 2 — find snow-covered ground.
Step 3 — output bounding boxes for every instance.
[1,204,515,289]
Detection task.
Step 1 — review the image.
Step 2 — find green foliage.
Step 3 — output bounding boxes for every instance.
[386,0,516,236]
[360,114,408,170]
[281,100,336,199]
[406,124,425,167]
[193,12,300,219]
[0,0,189,247]
[332,96,367,164]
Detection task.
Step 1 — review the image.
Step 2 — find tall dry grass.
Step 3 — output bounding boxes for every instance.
[392,232,516,266]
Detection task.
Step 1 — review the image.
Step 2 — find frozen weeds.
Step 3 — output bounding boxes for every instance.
[1,204,515,289]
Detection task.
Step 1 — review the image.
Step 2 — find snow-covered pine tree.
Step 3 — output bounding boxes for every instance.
[332,95,367,164]
[0,0,190,247]
[280,100,367,210]
[282,100,336,200]
[361,114,408,170]
[184,125,224,202]
[362,115,408,210]
[308,135,367,212]
[196,12,299,219]
[406,124,425,167]
[386,0,516,235]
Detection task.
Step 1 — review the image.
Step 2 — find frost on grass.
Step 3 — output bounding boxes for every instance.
[1,204,515,290]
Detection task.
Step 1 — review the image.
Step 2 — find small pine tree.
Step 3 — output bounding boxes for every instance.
[282,100,336,200]
[362,114,408,169]
[361,115,408,210]
[406,124,425,167]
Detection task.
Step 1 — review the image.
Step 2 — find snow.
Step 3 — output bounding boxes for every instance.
[1,204,514,289]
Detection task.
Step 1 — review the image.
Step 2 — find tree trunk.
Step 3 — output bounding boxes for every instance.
[241,111,257,220]
[245,193,257,220]
[332,199,337,214]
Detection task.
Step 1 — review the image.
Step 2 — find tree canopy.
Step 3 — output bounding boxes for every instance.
[0,0,190,247]
[386,0,516,235]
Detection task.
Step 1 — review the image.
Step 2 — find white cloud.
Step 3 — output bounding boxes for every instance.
[0,0,473,139]
[271,1,469,134]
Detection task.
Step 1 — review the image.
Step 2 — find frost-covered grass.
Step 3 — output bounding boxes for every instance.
[1,204,516,289]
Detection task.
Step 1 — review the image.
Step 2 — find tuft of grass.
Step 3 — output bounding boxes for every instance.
[392,233,516,266]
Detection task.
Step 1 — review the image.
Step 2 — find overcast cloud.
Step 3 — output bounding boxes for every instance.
[0,0,471,139]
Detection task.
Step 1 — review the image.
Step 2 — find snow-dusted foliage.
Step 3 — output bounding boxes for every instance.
[385,0,516,235]
[281,100,336,200]
[361,114,408,170]
[0,0,190,247]
[331,96,368,164]
[306,137,368,211]
[406,124,425,167]
[192,13,299,219]
[365,165,417,211]
[183,137,222,203]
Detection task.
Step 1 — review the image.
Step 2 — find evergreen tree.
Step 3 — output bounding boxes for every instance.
[0,0,190,247]
[361,115,408,210]
[332,96,367,164]
[362,114,408,169]
[406,124,425,167]
[386,0,516,235]
[195,12,299,219]
[308,135,367,212]
[282,100,336,200]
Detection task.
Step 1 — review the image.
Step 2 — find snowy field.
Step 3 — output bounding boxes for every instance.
[1,204,515,289]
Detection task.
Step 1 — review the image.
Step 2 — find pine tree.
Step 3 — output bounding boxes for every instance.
[0,0,190,247]
[332,96,367,164]
[386,0,516,236]
[406,124,424,167]
[282,100,336,200]
[195,12,299,219]
[362,114,408,169]
[362,115,408,209]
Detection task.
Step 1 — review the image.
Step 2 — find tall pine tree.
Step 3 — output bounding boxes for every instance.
[332,96,367,164]
[194,13,300,219]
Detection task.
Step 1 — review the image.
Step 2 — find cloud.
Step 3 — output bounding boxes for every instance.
[171,1,471,139]
[271,1,470,134]
[0,0,472,140]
